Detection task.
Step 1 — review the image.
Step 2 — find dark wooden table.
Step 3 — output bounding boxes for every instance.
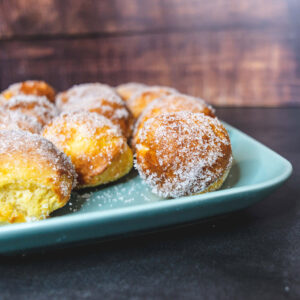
[1,0,300,107]
[0,108,299,300]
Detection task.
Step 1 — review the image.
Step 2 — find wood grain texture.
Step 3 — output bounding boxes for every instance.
[1,30,299,106]
[0,0,291,39]
[0,0,300,106]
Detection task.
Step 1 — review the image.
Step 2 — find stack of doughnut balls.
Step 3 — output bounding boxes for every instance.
[0,80,232,223]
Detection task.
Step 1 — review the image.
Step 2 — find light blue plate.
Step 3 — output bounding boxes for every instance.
[0,123,292,254]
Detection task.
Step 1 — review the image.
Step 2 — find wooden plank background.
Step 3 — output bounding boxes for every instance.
[0,0,300,106]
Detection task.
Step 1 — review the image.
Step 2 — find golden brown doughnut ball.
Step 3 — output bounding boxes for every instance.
[0,130,76,223]
[132,93,215,149]
[127,86,177,119]
[42,112,133,188]
[2,95,58,127]
[56,83,115,110]
[56,83,133,138]
[135,112,232,198]
[115,82,148,101]
[1,80,56,103]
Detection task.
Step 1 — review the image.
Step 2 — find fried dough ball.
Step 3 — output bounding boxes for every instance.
[1,80,56,103]
[56,83,133,138]
[127,86,177,119]
[115,82,147,101]
[135,112,232,198]
[0,109,42,134]
[132,93,215,149]
[0,130,76,223]
[42,112,133,188]
[56,83,115,110]
[2,95,58,127]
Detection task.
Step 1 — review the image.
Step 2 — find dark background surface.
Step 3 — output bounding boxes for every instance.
[0,108,299,300]
[0,0,300,106]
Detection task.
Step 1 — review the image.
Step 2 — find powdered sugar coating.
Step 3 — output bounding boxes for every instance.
[64,99,129,119]
[45,111,123,141]
[0,130,77,193]
[1,80,56,102]
[42,112,127,186]
[59,91,132,137]
[2,94,58,126]
[56,83,124,110]
[116,82,148,101]
[127,85,178,118]
[6,81,34,93]
[133,93,215,140]
[0,95,6,105]
[0,108,42,134]
[129,86,177,102]
[135,112,232,198]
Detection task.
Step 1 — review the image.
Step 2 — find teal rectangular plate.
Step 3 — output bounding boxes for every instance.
[0,123,292,254]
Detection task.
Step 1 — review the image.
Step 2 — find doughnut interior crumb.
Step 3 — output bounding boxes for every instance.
[0,130,76,223]
[0,182,64,223]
